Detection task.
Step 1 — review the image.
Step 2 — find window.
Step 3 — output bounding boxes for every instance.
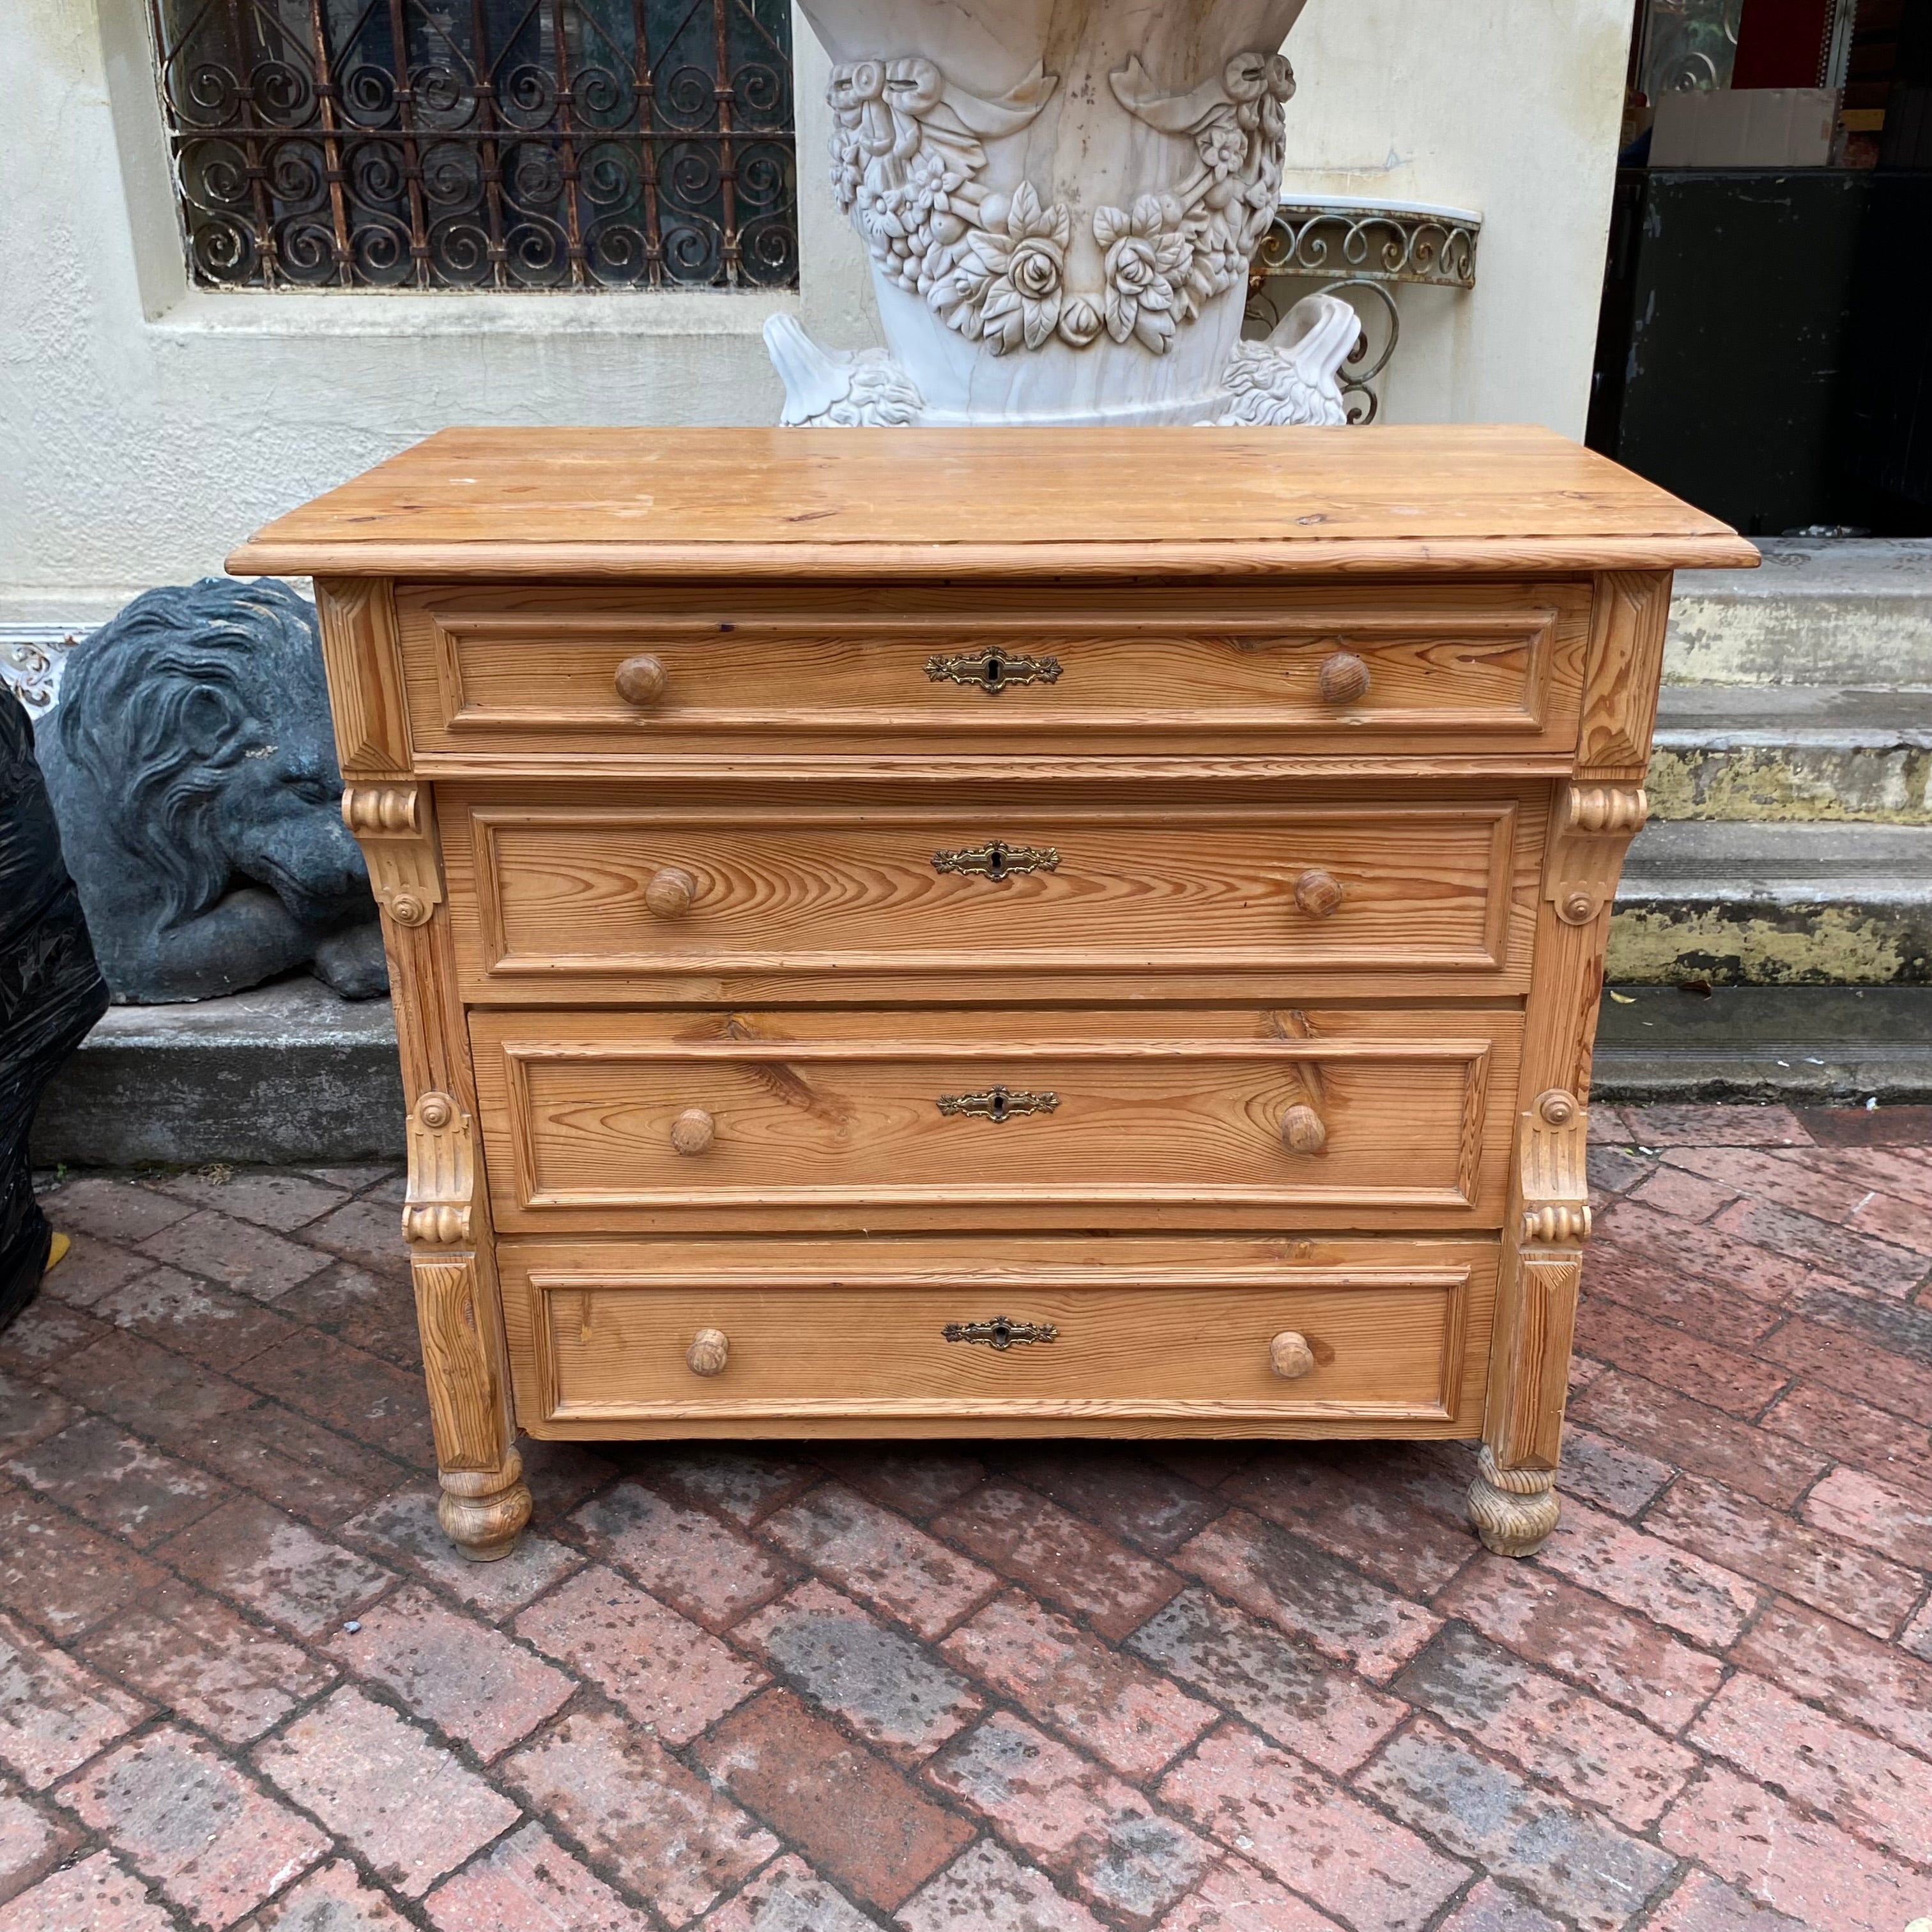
[146,0,797,291]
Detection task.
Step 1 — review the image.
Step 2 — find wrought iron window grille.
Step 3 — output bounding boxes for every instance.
[146,0,798,292]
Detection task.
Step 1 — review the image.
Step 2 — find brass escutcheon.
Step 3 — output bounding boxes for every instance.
[931,840,1059,882]
[925,648,1063,693]
[935,1085,1059,1123]
[942,1316,1059,1350]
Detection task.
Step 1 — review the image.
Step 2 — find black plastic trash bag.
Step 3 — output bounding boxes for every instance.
[0,687,109,1330]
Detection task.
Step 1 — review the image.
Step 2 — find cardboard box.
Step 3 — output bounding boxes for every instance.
[1650,87,1839,166]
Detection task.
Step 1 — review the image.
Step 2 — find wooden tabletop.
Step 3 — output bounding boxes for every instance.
[227,425,1758,581]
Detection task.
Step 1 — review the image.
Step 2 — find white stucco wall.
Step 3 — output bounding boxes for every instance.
[2,0,1630,611]
[1275,0,1634,436]
[0,0,827,617]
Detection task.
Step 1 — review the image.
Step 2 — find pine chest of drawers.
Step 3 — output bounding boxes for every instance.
[231,425,1754,1561]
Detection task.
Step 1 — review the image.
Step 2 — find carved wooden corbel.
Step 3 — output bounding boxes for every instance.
[1473,1087,1590,1554]
[1545,783,1647,927]
[402,1090,474,1246]
[342,783,444,928]
[1517,1085,1590,1246]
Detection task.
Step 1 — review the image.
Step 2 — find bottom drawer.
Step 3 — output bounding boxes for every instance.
[499,1235,1496,1438]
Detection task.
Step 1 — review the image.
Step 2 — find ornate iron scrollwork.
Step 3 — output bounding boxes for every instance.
[935,1085,1059,1123]
[942,1316,1060,1349]
[931,841,1059,881]
[924,649,1063,694]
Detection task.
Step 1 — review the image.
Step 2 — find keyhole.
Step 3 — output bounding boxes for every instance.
[989,1318,1015,1347]
[983,653,1006,690]
[985,843,1008,881]
[988,1086,1010,1121]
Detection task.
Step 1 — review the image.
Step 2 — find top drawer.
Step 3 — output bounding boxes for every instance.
[394,581,1589,762]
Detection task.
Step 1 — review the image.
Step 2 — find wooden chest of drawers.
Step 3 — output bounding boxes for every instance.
[230,425,1754,1561]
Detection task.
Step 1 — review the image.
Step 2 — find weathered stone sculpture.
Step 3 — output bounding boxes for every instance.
[1,687,109,1329]
[34,578,388,1005]
[769,0,1356,427]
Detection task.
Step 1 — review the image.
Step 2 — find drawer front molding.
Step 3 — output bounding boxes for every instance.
[396,581,1588,759]
[470,1007,1514,1232]
[494,1236,1498,1436]
[447,794,1535,990]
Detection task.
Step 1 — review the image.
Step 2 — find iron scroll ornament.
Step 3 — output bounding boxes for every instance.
[931,841,1059,881]
[144,0,799,292]
[935,1085,1059,1123]
[924,649,1063,693]
[942,1317,1060,1349]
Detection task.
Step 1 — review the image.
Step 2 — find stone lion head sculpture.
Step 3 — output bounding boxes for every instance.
[35,578,387,1004]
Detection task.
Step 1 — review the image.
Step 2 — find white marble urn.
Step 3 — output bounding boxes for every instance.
[767,0,1357,427]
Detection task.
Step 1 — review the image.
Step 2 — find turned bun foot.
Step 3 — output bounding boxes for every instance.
[437,1450,533,1561]
[1468,1445,1560,1557]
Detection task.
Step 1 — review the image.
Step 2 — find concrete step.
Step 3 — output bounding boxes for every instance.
[1591,989,1924,1112]
[1666,537,1932,686]
[1648,684,1932,824]
[30,977,403,1167]
[1594,983,1932,1103]
[1611,818,1932,984]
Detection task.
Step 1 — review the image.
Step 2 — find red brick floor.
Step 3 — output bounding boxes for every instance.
[3,1103,1930,1931]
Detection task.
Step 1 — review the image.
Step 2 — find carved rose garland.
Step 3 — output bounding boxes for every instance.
[941,183,1074,351]
[827,50,1297,356]
[1096,195,1191,351]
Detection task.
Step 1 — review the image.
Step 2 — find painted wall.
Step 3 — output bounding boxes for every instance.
[2,0,1630,612]
[0,0,824,617]
[1273,0,1634,434]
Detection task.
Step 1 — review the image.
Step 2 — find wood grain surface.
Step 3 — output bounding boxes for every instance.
[227,426,1759,579]
[494,1232,1497,1437]
[314,578,410,776]
[468,1004,1519,1233]
[1578,571,1674,779]
[394,579,1587,760]
[443,790,1535,986]
[268,431,1724,1538]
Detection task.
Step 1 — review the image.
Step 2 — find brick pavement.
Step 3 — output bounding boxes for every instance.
[1,1104,1930,1931]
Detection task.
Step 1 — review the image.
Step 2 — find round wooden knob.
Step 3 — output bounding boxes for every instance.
[686,1328,729,1376]
[1270,1330,1315,1379]
[1318,650,1371,705]
[1280,1102,1327,1154]
[614,654,669,708]
[1293,869,1344,919]
[645,866,696,919]
[670,1107,715,1156]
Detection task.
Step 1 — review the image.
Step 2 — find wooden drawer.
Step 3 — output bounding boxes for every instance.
[443,786,1542,1001]
[468,1005,1520,1233]
[499,1234,1496,1437]
[396,581,1588,761]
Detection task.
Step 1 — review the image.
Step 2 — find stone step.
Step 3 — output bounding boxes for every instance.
[1665,537,1932,686]
[31,977,403,1168]
[1648,683,1932,823]
[1611,818,1932,985]
[1593,983,1932,1105]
